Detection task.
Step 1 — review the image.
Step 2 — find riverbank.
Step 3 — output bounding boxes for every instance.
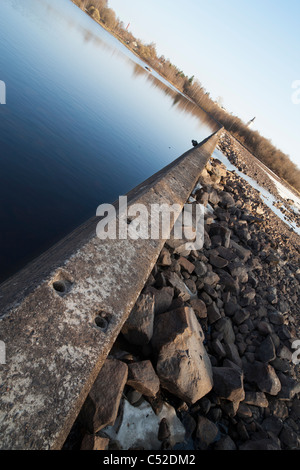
[218,131,300,232]
[63,135,300,451]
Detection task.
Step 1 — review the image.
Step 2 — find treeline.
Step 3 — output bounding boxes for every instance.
[72,0,300,192]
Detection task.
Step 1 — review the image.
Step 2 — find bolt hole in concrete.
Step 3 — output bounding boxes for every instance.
[95,315,109,332]
[51,270,74,296]
[53,280,66,293]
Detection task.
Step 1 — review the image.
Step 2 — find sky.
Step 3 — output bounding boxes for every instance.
[107,0,300,170]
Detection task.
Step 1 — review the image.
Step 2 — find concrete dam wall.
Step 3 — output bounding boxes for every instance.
[0,129,222,450]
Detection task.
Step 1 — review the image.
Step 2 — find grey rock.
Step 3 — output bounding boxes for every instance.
[189,298,207,318]
[193,260,207,277]
[219,191,236,209]
[243,391,269,408]
[228,261,248,283]
[127,360,160,398]
[164,271,192,301]
[262,416,283,436]
[214,317,235,344]
[79,358,128,433]
[224,300,239,316]
[244,362,281,396]
[145,286,175,315]
[268,310,284,325]
[257,321,274,336]
[196,416,219,449]
[207,301,222,324]
[256,335,276,363]
[279,425,299,449]
[202,271,220,287]
[209,254,228,268]
[212,366,245,403]
[230,239,251,262]
[154,307,213,404]
[209,223,231,248]
[224,343,242,368]
[211,338,226,359]
[233,308,250,325]
[277,372,300,400]
[216,270,240,294]
[121,292,155,345]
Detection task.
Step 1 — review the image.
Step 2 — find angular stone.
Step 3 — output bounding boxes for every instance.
[230,240,251,262]
[228,261,248,283]
[219,191,235,209]
[164,271,191,301]
[256,335,276,363]
[194,260,208,277]
[207,301,222,324]
[154,307,213,404]
[211,338,226,359]
[277,372,300,400]
[127,360,160,398]
[196,416,219,450]
[178,256,195,274]
[217,246,237,261]
[219,398,240,418]
[145,286,174,315]
[79,358,128,433]
[268,310,284,325]
[208,189,220,205]
[80,434,109,450]
[279,426,299,449]
[121,292,155,345]
[224,300,239,316]
[243,391,269,408]
[224,343,242,368]
[212,366,245,403]
[158,247,172,266]
[217,270,240,294]
[233,308,250,325]
[262,416,283,436]
[237,403,252,419]
[209,254,228,269]
[189,298,207,318]
[214,317,235,344]
[257,321,274,336]
[202,271,220,287]
[209,223,231,248]
[244,362,281,396]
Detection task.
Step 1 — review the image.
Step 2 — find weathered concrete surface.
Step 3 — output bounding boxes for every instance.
[0,130,222,450]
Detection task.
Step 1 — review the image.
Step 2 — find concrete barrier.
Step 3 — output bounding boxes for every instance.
[0,129,222,449]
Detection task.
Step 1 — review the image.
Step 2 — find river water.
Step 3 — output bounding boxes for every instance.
[0,0,219,283]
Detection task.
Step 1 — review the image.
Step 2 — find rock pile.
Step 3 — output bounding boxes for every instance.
[63,144,300,451]
[218,131,300,231]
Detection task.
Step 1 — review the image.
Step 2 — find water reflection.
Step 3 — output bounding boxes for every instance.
[0,0,219,284]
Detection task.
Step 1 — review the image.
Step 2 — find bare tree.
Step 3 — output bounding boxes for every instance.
[101,7,117,30]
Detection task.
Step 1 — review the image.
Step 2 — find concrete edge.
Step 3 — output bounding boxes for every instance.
[0,129,222,450]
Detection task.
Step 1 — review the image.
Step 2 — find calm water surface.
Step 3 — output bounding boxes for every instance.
[0,0,219,283]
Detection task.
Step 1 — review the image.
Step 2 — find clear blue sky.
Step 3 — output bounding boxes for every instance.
[108,0,300,170]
